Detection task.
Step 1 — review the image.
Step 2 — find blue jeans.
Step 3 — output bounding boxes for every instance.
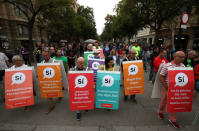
[124,95,136,100]
[149,66,154,81]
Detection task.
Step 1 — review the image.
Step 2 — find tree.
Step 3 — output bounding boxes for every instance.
[101,0,145,42]
[39,5,97,43]
[137,0,191,44]
[77,6,97,40]
[5,0,71,49]
[100,15,115,41]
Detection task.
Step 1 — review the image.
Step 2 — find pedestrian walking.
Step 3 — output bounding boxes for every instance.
[66,44,76,69]
[53,49,68,73]
[194,60,199,98]
[70,57,94,121]
[0,47,10,102]
[149,47,159,81]
[21,45,31,66]
[158,51,186,129]
[121,49,140,103]
[184,50,197,67]
[10,55,38,111]
[152,49,168,84]
[41,48,66,114]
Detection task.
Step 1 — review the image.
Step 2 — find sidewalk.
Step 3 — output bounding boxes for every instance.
[0,123,199,131]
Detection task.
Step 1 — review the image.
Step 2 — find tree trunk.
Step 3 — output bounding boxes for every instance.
[171,28,175,49]
[39,28,43,42]
[28,25,33,49]
[154,29,161,46]
[28,20,34,51]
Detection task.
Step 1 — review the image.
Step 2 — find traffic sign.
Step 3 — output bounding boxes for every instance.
[181,12,189,24]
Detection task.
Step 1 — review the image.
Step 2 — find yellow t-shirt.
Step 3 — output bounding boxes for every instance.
[99,65,118,71]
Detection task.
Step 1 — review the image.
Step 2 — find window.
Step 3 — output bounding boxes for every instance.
[13,3,26,17]
[0,19,2,29]
[18,24,29,35]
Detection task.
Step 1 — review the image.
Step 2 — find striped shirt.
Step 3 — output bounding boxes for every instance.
[160,61,185,84]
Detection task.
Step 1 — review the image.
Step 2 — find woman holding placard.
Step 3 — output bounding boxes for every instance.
[99,56,119,111]
[10,55,37,111]
[100,56,117,71]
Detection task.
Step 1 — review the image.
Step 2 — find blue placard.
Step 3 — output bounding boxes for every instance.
[96,71,120,109]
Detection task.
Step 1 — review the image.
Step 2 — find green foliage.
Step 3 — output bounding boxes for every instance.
[101,0,145,42]
[5,0,97,43]
[101,0,194,42]
[39,4,97,42]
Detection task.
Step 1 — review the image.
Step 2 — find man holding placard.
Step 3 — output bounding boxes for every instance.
[69,57,94,121]
[122,49,144,103]
[88,53,104,84]
[38,48,67,114]
[84,44,94,67]
[158,51,187,129]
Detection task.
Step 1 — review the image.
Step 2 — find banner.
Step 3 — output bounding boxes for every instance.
[5,68,34,109]
[37,63,62,98]
[88,59,105,83]
[123,60,144,95]
[96,71,120,109]
[88,59,105,70]
[68,71,94,110]
[167,67,194,112]
[84,52,94,67]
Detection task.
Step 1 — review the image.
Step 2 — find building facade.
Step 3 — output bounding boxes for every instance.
[130,27,155,47]
[156,9,199,51]
[0,0,47,52]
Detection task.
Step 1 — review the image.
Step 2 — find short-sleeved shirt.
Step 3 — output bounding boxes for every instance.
[153,56,168,72]
[10,64,28,69]
[160,61,185,84]
[66,50,75,58]
[132,46,141,56]
[53,56,68,69]
[93,46,102,50]
[0,52,9,70]
[99,65,118,71]
[41,58,58,64]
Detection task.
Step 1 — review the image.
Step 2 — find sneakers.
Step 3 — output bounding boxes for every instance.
[45,106,55,115]
[158,113,164,120]
[76,112,81,121]
[132,99,137,104]
[168,119,180,129]
[124,96,128,101]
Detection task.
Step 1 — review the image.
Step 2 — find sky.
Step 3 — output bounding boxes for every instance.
[77,0,121,35]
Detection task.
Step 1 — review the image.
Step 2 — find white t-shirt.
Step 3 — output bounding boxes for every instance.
[113,56,117,65]
[10,64,28,69]
[0,52,9,70]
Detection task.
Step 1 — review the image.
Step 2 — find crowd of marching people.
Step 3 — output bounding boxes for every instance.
[0,40,199,129]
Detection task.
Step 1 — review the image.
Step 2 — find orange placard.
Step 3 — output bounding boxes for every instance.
[123,60,144,95]
[5,68,34,109]
[37,63,62,98]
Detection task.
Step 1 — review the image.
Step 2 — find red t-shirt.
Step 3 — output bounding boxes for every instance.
[153,56,168,72]
[194,64,199,80]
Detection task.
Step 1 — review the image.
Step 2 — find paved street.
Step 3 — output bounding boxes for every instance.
[0,72,199,131]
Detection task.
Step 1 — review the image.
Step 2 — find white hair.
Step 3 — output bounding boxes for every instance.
[188,50,196,55]
[12,55,22,61]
